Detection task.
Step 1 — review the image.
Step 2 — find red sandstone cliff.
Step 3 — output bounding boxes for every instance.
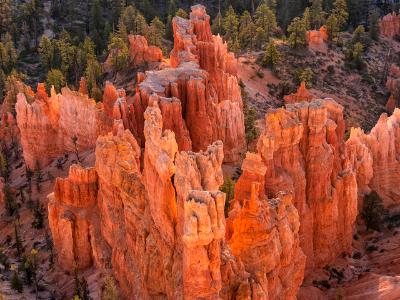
[284,82,314,105]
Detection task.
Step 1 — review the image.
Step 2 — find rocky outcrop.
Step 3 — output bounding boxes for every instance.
[128,35,163,66]
[380,13,400,38]
[385,64,400,113]
[239,99,358,269]
[16,85,114,169]
[306,26,328,52]
[48,100,305,299]
[346,109,400,207]
[284,82,314,104]
[0,112,19,149]
[133,5,245,162]
[103,35,163,72]
[227,152,306,299]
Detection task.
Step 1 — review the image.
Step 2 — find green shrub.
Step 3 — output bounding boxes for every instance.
[362,191,385,231]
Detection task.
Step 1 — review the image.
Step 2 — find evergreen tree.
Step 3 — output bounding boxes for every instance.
[211,11,223,35]
[265,0,277,12]
[101,276,119,300]
[331,0,348,30]
[38,36,54,72]
[0,150,8,179]
[10,269,23,293]
[175,8,188,18]
[368,9,380,41]
[146,17,165,49]
[287,17,307,48]
[254,4,277,46]
[223,6,239,51]
[303,7,311,30]
[46,69,65,93]
[220,177,235,217]
[4,184,17,216]
[238,10,256,51]
[262,40,281,68]
[326,14,339,41]
[0,0,13,35]
[362,191,385,231]
[347,0,369,27]
[107,35,129,72]
[310,0,325,29]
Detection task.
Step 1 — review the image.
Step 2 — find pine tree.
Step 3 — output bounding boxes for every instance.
[211,12,223,35]
[326,14,339,41]
[254,4,277,46]
[146,17,165,49]
[287,17,307,48]
[223,6,239,51]
[0,150,8,179]
[238,10,256,51]
[303,7,311,30]
[101,276,119,300]
[347,0,369,27]
[0,0,13,35]
[368,9,380,41]
[310,0,325,29]
[46,69,65,93]
[10,269,23,293]
[175,8,188,18]
[331,0,348,30]
[220,177,235,217]
[38,36,54,72]
[107,34,130,72]
[262,41,281,68]
[4,184,17,216]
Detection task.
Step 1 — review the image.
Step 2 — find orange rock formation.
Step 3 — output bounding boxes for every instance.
[238,99,358,269]
[284,82,314,104]
[128,35,163,66]
[16,83,114,169]
[347,109,400,207]
[48,100,304,299]
[306,26,328,52]
[380,13,400,38]
[134,5,245,162]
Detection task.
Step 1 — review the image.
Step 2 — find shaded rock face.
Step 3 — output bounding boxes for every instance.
[346,109,400,207]
[16,85,114,169]
[284,82,314,105]
[227,152,306,299]
[241,99,358,269]
[380,13,400,38]
[48,101,304,299]
[385,64,400,113]
[0,112,19,149]
[134,5,245,163]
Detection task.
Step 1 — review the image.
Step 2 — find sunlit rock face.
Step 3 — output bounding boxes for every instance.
[284,82,314,105]
[236,99,358,270]
[134,4,245,163]
[380,13,400,38]
[47,100,304,299]
[16,84,113,169]
[347,109,400,208]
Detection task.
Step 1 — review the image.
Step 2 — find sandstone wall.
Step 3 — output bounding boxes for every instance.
[380,13,400,38]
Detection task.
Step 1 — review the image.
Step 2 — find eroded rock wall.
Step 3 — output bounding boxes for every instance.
[241,99,358,269]
[346,109,400,207]
[16,85,114,169]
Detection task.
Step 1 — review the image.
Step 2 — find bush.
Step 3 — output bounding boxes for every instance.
[362,191,385,231]
[10,270,23,293]
[220,177,235,217]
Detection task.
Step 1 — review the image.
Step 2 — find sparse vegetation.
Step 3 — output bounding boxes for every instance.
[220,177,235,217]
